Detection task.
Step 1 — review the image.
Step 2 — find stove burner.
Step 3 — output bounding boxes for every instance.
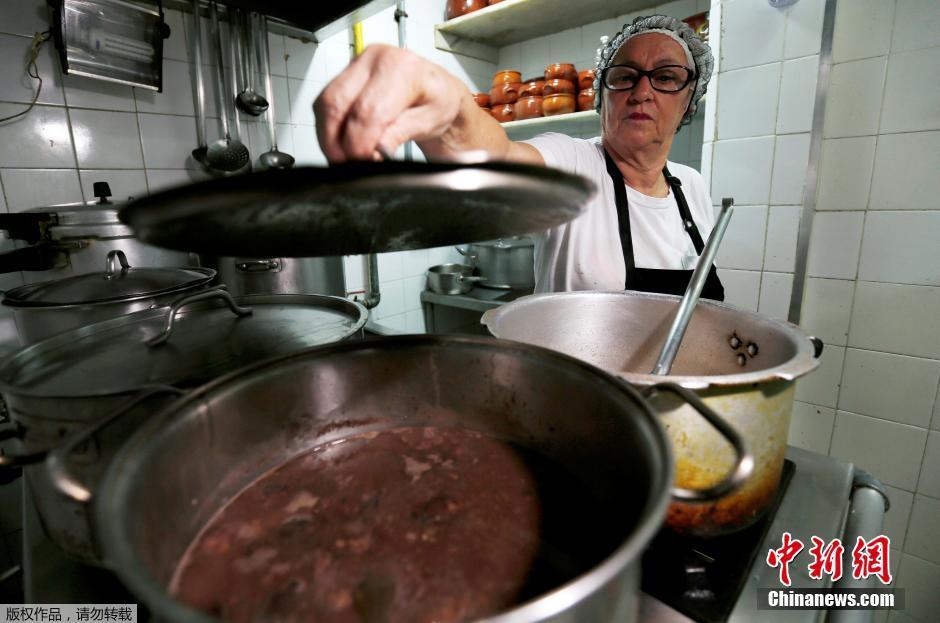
[641,459,796,623]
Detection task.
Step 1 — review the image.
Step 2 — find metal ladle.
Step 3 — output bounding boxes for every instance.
[235,10,269,116]
[651,197,735,375]
[257,13,294,170]
[206,1,250,173]
[189,0,209,166]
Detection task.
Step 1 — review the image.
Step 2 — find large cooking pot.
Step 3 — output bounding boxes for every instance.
[1,249,215,344]
[482,291,823,536]
[205,256,346,297]
[0,182,196,279]
[457,237,534,290]
[91,336,743,623]
[0,289,368,564]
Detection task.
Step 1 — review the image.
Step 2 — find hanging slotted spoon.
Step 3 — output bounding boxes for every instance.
[205,1,250,173]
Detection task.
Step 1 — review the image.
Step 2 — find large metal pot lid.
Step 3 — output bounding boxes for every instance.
[0,290,368,398]
[118,161,595,257]
[472,236,535,249]
[1,250,215,307]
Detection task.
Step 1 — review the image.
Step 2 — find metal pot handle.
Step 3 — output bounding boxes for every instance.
[147,285,253,347]
[45,385,187,504]
[809,336,824,358]
[236,259,281,273]
[0,425,46,484]
[643,382,754,502]
[459,275,485,284]
[104,249,130,279]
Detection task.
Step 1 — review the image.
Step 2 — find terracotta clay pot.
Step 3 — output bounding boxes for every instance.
[542,78,575,97]
[578,69,596,91]
[544,63,577,84]
[543,93,575,117]
[473,93,491,108]
[520,79,545,98]
[513,96,543,120]
[492,69,522,85]
[489,82,522,105]
[490,103,515,123]
[446,0,488,20]
[577,88,595,112]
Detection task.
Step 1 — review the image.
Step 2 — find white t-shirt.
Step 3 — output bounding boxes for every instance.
[522,133,717,294]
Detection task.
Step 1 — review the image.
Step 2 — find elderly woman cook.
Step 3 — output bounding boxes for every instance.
[314,15,723,300]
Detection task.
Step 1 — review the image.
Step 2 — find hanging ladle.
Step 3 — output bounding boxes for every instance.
[235,10,269,116]
[651,197,735,375]
[206,0,250,173]
[256,13,294,169]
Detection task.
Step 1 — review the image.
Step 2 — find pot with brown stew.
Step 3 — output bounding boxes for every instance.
[92,336,748,623]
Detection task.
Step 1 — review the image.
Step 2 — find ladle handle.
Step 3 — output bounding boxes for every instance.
[190,0,207,148]
[259,14,278,147]
[209,1,230,139]
[148,285,252,347]
[46,385,187,504]
[643,382,754,502]
[651,197,735,375]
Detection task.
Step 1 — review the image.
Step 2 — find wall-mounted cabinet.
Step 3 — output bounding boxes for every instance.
[435,0,661,62]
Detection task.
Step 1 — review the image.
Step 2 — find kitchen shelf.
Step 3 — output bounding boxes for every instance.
[500,110,600,138]
[435,0,661,62]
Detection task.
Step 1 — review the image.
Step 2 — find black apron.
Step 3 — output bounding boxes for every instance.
[603,150,725,301]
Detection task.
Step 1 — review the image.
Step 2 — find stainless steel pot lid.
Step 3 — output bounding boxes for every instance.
[118,161,595,257]
[0,291,369,397]
[1,250,215,307]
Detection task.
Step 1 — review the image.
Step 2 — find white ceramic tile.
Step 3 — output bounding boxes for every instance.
[0,34,64,106]
[823,57,888,139]
[800,278,855,346]
[859,211,940,287]
[162,10,190,63]
[401,249,430,278]
[832,0,895,62]
[895,554,940,622]
[266,33,287,78]
[769,133,811,206]
[134,59,195,116]
[427,246,462,267]
[189,16,231,68]
[757,271,793,321]
[319,30,352,82]
[777,56,818,134]
[816,136,876,211]
[342,256,364,292]
[917,431,940,498]
[669,128,692,165]
[880,47,940,134]
[520,35,550,77]
[882,484,915,552]
[377,251,404,282]
[138,113,203,170]
[795,344,845,408]
[362,5,398,47]
[830,410,928,490]
[716,63,781,140]
[849,281,940,359]
[806,211,865,279]
[402,275,425,314]
[788,401,836,455]
[144,168,211,194]
[839,349,940,427]
[870,131,940,211]
[62,74,135,111]
[581,19,616,61]
[934,384,940,431]
[291,124,325,166]
[378,313,408,333]
[0,0,50,38]
[78,170,148,202]
[904,494,940,565]
[69,109,143,170]
[891,0,940,52]
[268,76,291,125]
[720,0,785,71]
[548,28,581,63]
[0,178,7,212]
[405,309,426,334]
[0,168,82,210]
[284,36,321,82]
[784,0,825,59]
[710,137,775,205]
[715,205,767,270]
[286,79,323,127]
[497,43,521,72]
[372,279,404,320]
[0,104,75,168]
[716,269,760,311]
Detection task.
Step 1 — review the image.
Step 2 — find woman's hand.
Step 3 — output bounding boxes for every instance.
[314,44,472,163]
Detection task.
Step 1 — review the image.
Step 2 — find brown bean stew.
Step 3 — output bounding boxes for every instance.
[170,426,623,622]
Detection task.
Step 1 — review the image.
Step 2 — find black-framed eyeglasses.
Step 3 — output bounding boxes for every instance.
[602,64,695,93]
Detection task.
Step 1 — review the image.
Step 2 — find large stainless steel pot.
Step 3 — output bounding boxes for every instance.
[457,236,534,290]
[1,250,215,344]
[483,291,823,537]
[0,182,196,280]
[205,256,346,297]
[0,289,368,564]
[93,336,682,623]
